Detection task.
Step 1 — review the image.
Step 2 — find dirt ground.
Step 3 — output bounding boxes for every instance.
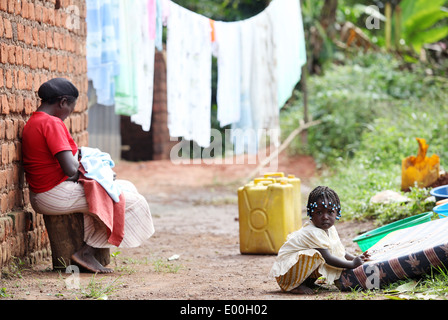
[0,153,377,301]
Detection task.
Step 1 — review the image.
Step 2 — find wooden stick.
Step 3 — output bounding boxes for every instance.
[245,119,321,181]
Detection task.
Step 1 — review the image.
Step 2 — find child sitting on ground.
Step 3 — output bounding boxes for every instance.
[269,186,370,294]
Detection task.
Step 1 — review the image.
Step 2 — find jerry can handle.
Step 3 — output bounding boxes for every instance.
[254,178,275,184]
[263,172,285,178]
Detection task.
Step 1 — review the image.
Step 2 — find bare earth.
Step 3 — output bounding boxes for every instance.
[0,153,376,302]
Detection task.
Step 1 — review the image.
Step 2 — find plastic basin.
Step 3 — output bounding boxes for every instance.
[433,202,448,219]
[352,212,434,252]
[430,185,448,202]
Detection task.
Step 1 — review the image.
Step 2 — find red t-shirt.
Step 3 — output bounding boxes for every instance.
[22,112,78,193]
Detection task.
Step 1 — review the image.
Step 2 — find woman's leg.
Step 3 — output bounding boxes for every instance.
[30,182,114,273]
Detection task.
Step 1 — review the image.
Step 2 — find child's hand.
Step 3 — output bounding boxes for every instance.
[351,256,364,268]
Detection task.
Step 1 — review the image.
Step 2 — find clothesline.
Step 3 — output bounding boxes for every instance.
[86,0,307,150]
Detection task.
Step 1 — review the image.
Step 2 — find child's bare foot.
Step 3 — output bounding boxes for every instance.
[291,283,314,295]
[71,244,113,274]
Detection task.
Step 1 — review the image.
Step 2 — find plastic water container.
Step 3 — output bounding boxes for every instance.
[433,202,448,219]
[263,172,302,231]
[238,178,294,254]
[430,185,448,202]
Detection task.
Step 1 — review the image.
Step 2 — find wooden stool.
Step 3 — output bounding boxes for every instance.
[43,213,110,271]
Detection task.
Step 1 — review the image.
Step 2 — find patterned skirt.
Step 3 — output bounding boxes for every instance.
[275,253,323,291]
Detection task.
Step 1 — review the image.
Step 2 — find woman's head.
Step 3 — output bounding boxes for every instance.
[306,186,341,230]
[38,78,79,120]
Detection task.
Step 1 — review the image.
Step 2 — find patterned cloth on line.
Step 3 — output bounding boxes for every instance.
[336,217,448,290]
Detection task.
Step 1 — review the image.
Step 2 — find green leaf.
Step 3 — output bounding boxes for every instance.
[411,25,448,53]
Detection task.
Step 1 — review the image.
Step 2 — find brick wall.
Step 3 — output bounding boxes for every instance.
[0,0,88,272]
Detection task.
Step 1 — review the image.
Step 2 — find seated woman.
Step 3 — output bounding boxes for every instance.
[22,78,155,273]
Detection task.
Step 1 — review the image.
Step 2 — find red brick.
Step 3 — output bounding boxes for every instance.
[0,0,7,12]
[29,49,37,69]
[5,119,13,139]
[46,31,53,48]
[0,42,7,63]
[24,25,32,44]
[39,29,46,47]
[8,143,15,164]
[15,46,22,65]
[34,4,42,23]
[1,143,8,165]
[26,73,33,90]
[0,69,3,88]
[28,2,35,21]
[22,48,29,66]
[17,23,24,41]
[15,96,23,113]
[0,170,6,189]
[1,94,9,114]
[5,69,12,89]
[3,17,12,38]
[32,27,38,46]
[7,0,14,13]
[21,0,28,18]
[8,95,15,113]
[7,44,15,64]
[14,0,21,15]
[0,15,3,37]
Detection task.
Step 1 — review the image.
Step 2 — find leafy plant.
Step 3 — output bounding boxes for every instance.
[399,0,448,54]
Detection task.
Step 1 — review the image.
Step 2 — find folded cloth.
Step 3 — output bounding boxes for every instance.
[80,146,121,202]
[78,164,126,247]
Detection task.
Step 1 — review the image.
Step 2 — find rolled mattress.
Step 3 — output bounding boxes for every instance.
[337,217,448,290]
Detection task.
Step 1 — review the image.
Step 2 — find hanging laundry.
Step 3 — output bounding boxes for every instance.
[230,8,279,154]
[213,21,242,128]
[249,8,279,145]
[114,0,155,133]
[130,0,156,131]
[166,1,213,148]
[114,0,138,115]
[267,0,307,108]
[230,18,256,155]
[86,0,120,106]
[155,0,163,51]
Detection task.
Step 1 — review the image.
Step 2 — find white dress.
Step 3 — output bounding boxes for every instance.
[269,221,347,291]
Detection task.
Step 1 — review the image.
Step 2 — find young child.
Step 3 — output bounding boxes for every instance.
[269,186,369,294]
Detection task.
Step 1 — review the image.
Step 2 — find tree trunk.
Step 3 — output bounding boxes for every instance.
[43,213,110,271]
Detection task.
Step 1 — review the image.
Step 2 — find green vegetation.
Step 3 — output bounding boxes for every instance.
[282,50,448,224]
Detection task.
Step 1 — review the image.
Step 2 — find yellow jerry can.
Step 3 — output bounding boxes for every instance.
[263,172,302,231]
[238,178,295,254]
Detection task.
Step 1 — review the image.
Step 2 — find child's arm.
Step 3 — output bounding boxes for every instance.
[316,249,365,269]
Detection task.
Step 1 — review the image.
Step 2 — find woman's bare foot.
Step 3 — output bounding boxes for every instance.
[71,244,113,273]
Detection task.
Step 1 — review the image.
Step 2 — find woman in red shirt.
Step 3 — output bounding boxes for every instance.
[22,78,154,273]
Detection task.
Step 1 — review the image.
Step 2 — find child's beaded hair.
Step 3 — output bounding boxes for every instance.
[306,186,342,220]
